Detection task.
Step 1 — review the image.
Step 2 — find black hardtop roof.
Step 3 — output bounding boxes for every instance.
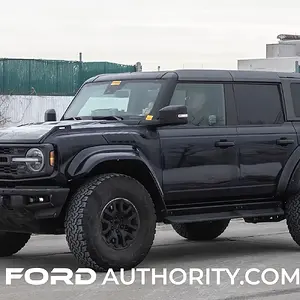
[85,69,300,84]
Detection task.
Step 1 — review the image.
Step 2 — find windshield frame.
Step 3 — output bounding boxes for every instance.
[61,79,168,121]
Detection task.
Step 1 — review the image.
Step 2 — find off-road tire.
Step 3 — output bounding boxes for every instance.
[172,220,230,241]
[0,232,31,257]
[65,173,156,272]
[286,194,300,246]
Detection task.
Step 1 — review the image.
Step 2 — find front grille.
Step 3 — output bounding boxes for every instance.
[0,165,18,175]
[0,146,29,178]
[0,147,12,155]
[0,147,26,155]
[0,156,8,163]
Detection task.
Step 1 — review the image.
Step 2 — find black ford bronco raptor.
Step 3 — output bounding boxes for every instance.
[1,69,300,271]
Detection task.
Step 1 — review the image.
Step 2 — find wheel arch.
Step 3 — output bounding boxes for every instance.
[66,145,166,221]
[277,146,300,199]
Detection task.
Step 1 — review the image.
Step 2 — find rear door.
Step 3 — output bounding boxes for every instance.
[233,82,298,199]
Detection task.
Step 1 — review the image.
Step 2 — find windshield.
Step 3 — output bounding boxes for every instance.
[63,80,163,120]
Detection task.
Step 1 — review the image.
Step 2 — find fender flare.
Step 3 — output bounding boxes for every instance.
[67,145,166,217]
[277,146,300,197]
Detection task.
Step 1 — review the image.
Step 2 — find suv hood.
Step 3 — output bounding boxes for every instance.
[0,120,127,144]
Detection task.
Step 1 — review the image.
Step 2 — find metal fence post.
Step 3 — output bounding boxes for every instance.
[28,60,31,94]
[79,52,83,91]
[2,59,5,94]
[295,61,299,73]
[56,61,59,95]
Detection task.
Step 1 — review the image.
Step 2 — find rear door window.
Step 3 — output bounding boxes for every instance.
[233,83,284,125]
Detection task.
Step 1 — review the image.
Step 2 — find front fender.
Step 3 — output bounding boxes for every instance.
[66,145,165,214]
[67,145,139,177]
[67,145,158,178]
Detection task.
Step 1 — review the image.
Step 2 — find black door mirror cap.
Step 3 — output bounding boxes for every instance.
[44,109,57,122]
[158,105,188,126]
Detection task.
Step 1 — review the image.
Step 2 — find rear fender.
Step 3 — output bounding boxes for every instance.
[277,146,300,198]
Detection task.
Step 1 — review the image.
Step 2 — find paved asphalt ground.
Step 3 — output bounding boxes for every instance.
[1,220,300,300]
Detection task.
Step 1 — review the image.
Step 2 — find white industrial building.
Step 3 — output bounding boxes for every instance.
[238,34,300,72]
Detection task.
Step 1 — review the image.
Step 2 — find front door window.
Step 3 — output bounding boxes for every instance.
[169,83,226,126]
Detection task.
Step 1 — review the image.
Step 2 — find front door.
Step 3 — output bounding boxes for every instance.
[158,82,240,209]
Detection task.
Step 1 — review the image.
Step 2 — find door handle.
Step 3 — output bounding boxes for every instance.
[276,138,295,146]
[215,140,235,148]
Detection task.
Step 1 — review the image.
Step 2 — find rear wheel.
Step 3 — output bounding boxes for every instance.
[286,193,300,246]
[65,173,157,272]
[172,220,230,241]
[0,232,31,257]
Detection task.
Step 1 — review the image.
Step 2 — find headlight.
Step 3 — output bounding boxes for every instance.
[10,145,53,177]
[25,148,45,172]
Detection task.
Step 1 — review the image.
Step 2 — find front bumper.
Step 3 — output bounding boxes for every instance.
[0,187,70,219]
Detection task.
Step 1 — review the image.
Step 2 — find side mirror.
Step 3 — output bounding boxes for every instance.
[44,109,57,122]
[159,105,188,125]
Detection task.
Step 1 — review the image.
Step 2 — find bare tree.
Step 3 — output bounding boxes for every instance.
[0,94,34,127]
[0,95,11,126]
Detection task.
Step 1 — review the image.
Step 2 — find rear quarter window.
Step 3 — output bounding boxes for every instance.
[291,83,300,117]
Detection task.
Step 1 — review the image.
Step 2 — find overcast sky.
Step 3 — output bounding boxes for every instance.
[1,0,299,71]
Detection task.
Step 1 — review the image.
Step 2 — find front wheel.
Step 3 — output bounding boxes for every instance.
[172,220,230,241]
[0,232,31,257]
[65,173,157,272]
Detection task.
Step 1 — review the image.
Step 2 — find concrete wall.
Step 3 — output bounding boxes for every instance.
[237,57,300,72]
[0,95,73,127]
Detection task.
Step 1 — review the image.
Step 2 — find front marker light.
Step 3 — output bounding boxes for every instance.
[49,150,55,167]
[12,148,45,172]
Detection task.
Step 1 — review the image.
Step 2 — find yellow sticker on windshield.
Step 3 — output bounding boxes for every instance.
[146,115,153,120]
[111,81,121,86]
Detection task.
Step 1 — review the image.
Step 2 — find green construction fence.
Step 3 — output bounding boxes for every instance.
[0,58,137,96]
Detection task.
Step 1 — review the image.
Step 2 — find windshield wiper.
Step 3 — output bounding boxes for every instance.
[63,117,82,120]
[63,116,123,121]
[91,116,124,121]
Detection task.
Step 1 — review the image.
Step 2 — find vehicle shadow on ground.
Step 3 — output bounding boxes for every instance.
[144,236,299,265]
[0,233,298,273]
